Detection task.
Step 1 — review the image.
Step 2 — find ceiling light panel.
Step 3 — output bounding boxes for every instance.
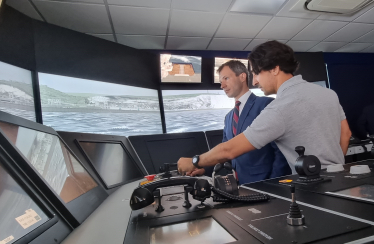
[107,0,171,8]
[256,17,313,40]
[354,30,374,42]
[208,38,252,50]
[50,0,104,3]
[169,10,224,37]
[292,20,347,41]
[353,6,374,24]
[231,0,287,15]
[308,42,346,52]
[33,1,112,33]
[166,36,211,49]
[244,39,269,51]
[325,23,374,42]
[215,14,272,39]
[109,6,169,35]
[6,0,44,21]
[286,41,320,52]
[335,43,373,52]
[277,0,321,19]
[117,35,165,49]
[317,5,374,21]
[172,0,232,13]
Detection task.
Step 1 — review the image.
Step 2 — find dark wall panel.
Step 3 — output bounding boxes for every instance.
[33,21,159,90]
[0,6,35,70]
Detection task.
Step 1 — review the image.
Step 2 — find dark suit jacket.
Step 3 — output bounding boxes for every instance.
[223,93,291,184]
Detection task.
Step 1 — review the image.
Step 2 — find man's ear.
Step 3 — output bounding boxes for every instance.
[240,73,247,83]
[271,66,280,76]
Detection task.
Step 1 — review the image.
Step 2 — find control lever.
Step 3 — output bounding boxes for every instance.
[159,163,177,178]
[287,185,305,226]
[154,189,164,213]
[212,163,223,187]
[223,162,237,181]
[182,185,193,208]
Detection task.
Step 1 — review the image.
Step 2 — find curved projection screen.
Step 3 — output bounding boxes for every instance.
[38,73,162,137]
[0,121,97,203]
[161,54,202,83]
[0,162,49,244]
[0,61,36,121]
[78,141,144,188]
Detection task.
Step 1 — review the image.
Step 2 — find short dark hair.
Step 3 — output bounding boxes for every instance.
[217,60,249,85]
[248,40,299,75]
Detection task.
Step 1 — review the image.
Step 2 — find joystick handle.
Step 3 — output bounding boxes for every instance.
[223,162,233,171]
[213,163,223,173]
[295,146,305,157]
[290,185,295,194]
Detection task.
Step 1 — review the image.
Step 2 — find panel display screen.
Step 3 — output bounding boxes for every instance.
[78,141,143,188]
[149,217,236,244]
[161,55,202,83]
[0,121,97,203]
[0,162,49,244]
[38,73,162,137]
[332,184,374,202]
[214,58,248,84]
[0,61,36,121]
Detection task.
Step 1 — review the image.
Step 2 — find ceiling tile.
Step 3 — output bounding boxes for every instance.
[166,36,210,50]
[276,0,320,19]
[50,0,104,3]
[108,0,171,8]
[360,44,374,53]
[231,0,287,15]
[256,17,313,40]
[335,43,373,52]
[215,14,272,38]
[109,6,169,35]
[6,0,43,21]
[354,30,374,43]
[286,40,319,52]
[117,35,165,49]
[208,38,251,50]
[33,1,111,33]
[318,5,374,21]
[169,10,224,37]
[172,0,232,13]
[292,20,347,41]
[354,6,374,24]
[276,40,288,43]
[325,23,374,42]
[244,39,269,51]
[308,42,346,52]
[88,34,115,42]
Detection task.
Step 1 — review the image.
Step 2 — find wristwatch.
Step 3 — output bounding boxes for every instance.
[192,155,202,169]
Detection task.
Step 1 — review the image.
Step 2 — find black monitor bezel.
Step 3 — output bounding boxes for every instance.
[0,111,108,227]
[128,132,209,174]
[0,144,70,244]
[205,129,223,150]
[75,139,145,189]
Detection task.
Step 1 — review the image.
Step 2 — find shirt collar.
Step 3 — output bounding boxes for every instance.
[276,75,305,97]
[237,89,252,105]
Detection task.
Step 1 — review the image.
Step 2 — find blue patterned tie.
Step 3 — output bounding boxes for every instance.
[233,101,241,136]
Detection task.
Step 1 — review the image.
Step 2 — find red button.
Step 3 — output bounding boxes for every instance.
[144,175,156,181]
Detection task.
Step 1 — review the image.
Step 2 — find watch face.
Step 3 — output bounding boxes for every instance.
[192,156,198,164]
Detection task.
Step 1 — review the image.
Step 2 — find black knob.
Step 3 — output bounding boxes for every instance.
[295,146,305,157]
[223,162,233,171]
[214,163,223,173]
[290,185,295,193]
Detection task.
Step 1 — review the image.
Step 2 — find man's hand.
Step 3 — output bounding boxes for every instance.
[177,157,196,175]
[186,168,205,177]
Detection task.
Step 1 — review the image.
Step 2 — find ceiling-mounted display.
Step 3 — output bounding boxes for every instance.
[160,54,202,83]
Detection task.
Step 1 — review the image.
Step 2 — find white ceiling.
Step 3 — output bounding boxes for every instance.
[5,0,374,53]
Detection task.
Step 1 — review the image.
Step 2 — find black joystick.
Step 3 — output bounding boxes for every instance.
[294,146,327,185]
[287,185,305,226]
[182,185,193,208]
[192,179,211,209]
[154,189,164,213]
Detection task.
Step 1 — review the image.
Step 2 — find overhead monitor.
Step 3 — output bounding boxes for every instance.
[0,111,108,224]
[77,141,144,189]
[160,54,202,83]
[0,162,50,244]
[214,58,248,84]
[129,132,209,174]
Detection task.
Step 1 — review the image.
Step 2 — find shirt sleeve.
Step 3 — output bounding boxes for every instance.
[242,108,286,149]
[339,104,346,121]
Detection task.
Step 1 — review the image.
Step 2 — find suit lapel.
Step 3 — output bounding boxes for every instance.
[237,93,256,133]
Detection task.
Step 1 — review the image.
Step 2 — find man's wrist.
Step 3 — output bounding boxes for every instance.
[192,155,202,169]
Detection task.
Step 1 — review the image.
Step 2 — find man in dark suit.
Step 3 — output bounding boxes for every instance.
[189,60,291,184]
